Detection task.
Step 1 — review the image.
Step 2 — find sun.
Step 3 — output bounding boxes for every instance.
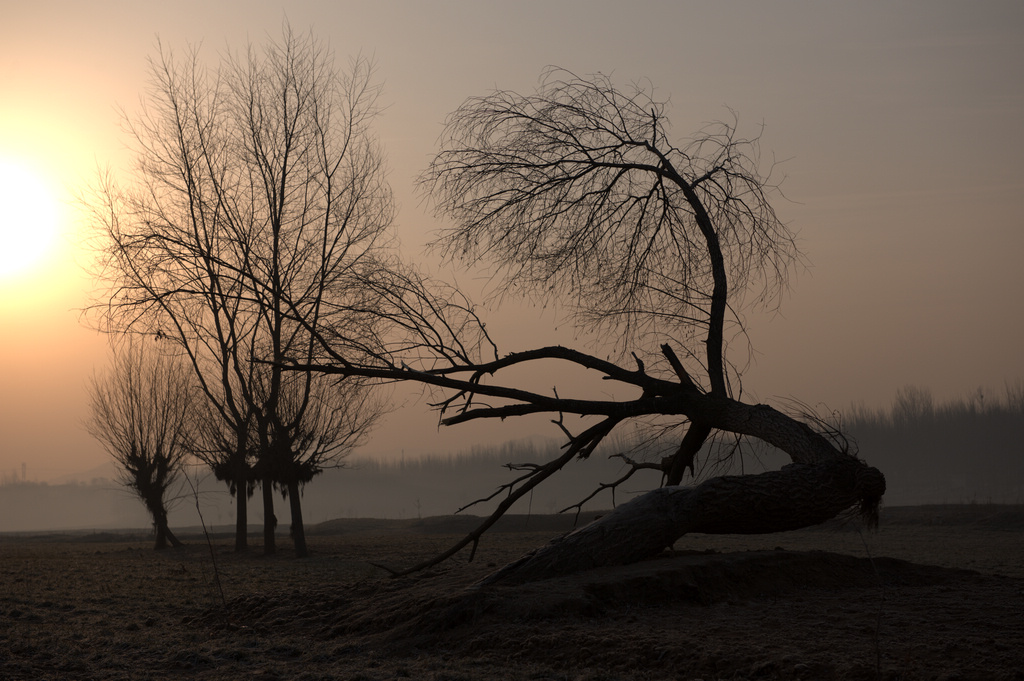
[0,159,62,281]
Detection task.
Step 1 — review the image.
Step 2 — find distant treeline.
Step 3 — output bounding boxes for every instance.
[0,478,151,531]
[348,438,561,474]
[843,383,1024,505]
[3,384,1021,532]
[0,476,114,488]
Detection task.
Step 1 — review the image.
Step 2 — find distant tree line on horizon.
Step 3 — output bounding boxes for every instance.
[3,381,1022,535]
[341,381,1024,511]
[842,382,1024,505]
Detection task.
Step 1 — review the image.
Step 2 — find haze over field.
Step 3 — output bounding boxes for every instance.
[4,390,1022,533]
[2,1,1023,490]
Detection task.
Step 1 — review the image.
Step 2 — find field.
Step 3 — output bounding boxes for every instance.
[2,506,1023,680]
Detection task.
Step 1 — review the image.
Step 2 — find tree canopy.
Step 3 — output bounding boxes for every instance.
[424,69,800,392]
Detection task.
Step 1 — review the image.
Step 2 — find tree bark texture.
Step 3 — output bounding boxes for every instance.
[479,456,885,586]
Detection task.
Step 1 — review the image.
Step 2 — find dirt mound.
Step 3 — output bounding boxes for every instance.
[210,548,973,641]
[196,548,1024,680]
[387,550,974,640]
[505,549,963,607]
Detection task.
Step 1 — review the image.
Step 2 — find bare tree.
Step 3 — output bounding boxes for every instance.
[257,370,386,556]
[87,25,392,556]
[189,391,256,552]
[293,69,885,582]
[86,342,191,550]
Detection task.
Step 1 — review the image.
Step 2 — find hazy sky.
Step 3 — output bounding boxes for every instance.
[2,1,1023,481]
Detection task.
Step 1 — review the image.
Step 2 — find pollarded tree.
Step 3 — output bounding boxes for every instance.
[293,69,885,582]
[189,391,256,552]
[255,368,386,556]
[88,25,392,556]
[86,342,192,550]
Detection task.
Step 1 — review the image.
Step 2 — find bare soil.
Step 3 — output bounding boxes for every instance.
[2,505,1023,680]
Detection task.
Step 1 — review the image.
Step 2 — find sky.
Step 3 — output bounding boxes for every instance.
[1,0,1023,482]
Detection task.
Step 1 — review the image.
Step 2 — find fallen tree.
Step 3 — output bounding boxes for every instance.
[290,68,886,582]
[480,457,884,586]
[292,343,885,582]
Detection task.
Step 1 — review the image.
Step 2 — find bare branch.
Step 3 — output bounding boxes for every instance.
[422,68,800,393]
[379,417,620,576]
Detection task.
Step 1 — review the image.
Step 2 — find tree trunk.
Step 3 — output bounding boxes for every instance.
[143,489,183,551]
[480,457,884,586]
[163,523,183,549]
[154,520,169,550]
[234,467,248,552]
[287,478,309,558]
[150,505,183,550]
[471,399,888,585]
[262,480,277,555]
[666,419,712,485]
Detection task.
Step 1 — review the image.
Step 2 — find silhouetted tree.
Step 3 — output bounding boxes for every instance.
[256,371,384,556]
[293,69,886,581]
[86,342,191,550]
[189,393,256,552]
[88,25,391,556]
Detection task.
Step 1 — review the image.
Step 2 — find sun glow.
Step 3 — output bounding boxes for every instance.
[0,159,62,281]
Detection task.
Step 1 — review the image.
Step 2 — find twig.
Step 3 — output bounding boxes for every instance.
[381,417,620,577]
[184,469,227,610]
[559,452,652,522]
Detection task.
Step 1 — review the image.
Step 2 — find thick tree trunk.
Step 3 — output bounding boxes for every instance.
[153,521,169,550]
[142,488,183,551]
[262,481,277,555]
[149,504,183,550]
[163,524,183,549]
[480,457,885,586]
[474,399,886,585]
[287,478,309,558]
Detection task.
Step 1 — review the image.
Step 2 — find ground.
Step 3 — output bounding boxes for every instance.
[2,506,1023,680]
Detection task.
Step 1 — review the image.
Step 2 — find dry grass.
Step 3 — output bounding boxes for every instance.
[2,506,1024,680]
